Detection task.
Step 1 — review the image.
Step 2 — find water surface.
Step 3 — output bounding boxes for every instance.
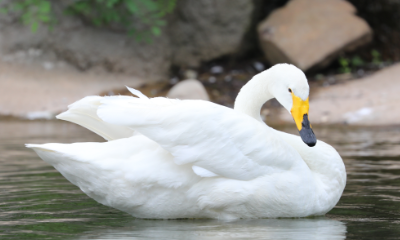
[0,121,400,239]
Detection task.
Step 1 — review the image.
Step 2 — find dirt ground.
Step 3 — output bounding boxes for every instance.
[0,62,144,119]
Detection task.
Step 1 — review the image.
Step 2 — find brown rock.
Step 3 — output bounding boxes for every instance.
[258,0,372,71]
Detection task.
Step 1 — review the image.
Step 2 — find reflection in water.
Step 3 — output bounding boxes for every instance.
[0,121,400,239]
[78,218,346,240]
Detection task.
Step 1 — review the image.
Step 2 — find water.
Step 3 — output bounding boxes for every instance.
[0,120,400,239]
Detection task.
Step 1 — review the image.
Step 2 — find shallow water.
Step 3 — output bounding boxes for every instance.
[0,120,400,239]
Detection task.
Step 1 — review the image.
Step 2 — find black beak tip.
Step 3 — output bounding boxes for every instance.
[299,114,317,147]
[299,129,317,147]
[305,139,317,147]
[300,133,317,147]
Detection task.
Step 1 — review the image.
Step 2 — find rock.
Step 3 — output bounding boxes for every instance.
[257,0,372,71]
[183,69,198,80]
[168,0,254,67]
[279,63,400,125]
[167,79,209,101]
[210,66,224,74]
[0,0,254,81]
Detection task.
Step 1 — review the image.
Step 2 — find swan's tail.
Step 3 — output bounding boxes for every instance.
[25,138,140,200]
[56,95,135,141]
[25,141,125,207]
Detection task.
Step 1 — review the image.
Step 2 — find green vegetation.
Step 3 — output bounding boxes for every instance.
[0,0,177,41]
[338,50,383,73]
[339,56,364,73]
[371,49,382,65]
[0,0,53,32]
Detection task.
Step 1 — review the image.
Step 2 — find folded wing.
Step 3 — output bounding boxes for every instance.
[97,96,301,180]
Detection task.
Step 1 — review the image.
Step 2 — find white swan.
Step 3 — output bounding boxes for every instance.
[26,64,346,219]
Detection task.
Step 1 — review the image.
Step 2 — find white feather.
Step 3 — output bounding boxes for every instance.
[126,86,149,99]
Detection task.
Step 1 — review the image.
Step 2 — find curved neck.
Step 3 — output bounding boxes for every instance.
[234,71,273,122]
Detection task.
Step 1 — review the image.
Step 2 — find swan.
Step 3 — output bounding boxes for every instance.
[26,64,346,219]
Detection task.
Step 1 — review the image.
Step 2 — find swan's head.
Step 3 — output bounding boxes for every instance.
[268,64,317,147]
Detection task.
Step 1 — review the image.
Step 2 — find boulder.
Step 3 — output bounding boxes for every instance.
[257,0,372,71]
[0,0,254,81]
[167,79,209,101]
[167,0,253,67]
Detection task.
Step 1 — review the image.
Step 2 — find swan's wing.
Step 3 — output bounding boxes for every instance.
[97,96,302,180]
[56,96,135,141]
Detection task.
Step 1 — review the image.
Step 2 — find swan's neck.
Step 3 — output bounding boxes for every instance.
[234,72,273,122]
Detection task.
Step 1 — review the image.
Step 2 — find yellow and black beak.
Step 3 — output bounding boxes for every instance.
[290,92,317,147]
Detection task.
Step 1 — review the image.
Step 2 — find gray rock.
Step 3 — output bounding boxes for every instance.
[167,79,209,101]
[168,0,253,68]
[0,0,254,81]
[257,0,372,71]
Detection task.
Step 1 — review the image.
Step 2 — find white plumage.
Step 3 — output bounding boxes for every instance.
[27,64,346,219]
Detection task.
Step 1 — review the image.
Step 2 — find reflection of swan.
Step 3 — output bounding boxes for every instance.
[27,64,346,219]
[79,218,346,240]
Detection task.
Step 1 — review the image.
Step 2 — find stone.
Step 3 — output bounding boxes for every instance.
[278,63,400,125]
[257,0,372,71]
[0,0,254,81]
[167,0,254,67]
[167,79,209,101]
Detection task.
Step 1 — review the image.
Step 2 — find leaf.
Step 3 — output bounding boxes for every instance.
[351,56,364,67]
[38,14,50,22]
[125,0,138,13]
[151,26,161,36]
[106,0,120,8]
[371,49,380,58]
[39,1,51,13]
[155,19,166,26]
[138,0,157,11]
[31,21,39,32]
[339,57,349,67]
[12,3,25,11]
[0,8,8,14]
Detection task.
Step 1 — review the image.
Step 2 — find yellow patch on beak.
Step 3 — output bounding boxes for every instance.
[290,92,310,131]
[290,92,317,147]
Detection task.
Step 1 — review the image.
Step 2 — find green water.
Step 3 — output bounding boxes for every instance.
[0,121,399,239]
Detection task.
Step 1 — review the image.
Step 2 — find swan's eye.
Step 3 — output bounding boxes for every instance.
[288,88,292,93]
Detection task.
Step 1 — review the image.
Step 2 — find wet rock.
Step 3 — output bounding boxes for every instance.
[258,0,372,71]
[167,79,209,101]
